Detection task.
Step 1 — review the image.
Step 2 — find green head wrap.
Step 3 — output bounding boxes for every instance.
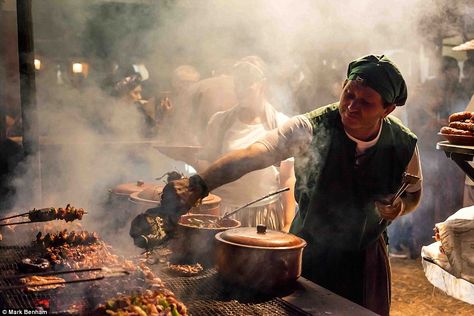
[347,55,408,106]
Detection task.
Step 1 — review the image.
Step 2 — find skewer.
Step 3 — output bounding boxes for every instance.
[0,267,104,280]
[0,221,36,227]
[0,212,30,221]
[0,212,88,226]
[0,270,129,291]
[220,187,290,220]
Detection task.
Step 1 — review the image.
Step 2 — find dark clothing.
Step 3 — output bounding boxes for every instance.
[290,103,417,315]
[0,138,23,211]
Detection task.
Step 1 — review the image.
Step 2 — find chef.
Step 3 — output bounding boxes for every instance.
[160,55,423,316]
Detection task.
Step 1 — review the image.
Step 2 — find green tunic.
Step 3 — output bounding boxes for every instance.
[290,103,417,312]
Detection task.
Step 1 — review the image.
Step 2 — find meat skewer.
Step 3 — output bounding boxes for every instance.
[0,267,104,280]
[0,204,87,224]
[35,230,99,248]
[0,270,129,291]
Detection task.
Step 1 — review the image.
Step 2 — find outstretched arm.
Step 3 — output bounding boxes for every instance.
[201,142,281,191]
[160,115,313,214]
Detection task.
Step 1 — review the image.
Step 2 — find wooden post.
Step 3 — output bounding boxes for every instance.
[17,0,42,203]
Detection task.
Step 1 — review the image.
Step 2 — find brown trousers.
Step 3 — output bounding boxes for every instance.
[363,235,391,316]
[303,235,391,316]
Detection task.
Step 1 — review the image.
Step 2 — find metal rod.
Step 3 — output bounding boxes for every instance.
[0,267,103,280]
[220,187,290,220]
[0,276,104,292]
[0,220,34,227]
[389,183,409,205]
[0,212,30,221]
[378,184,409,225]
[0,271,129,291]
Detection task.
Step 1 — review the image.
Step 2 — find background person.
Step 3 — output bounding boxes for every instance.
[109,68,158,137]
[188,56,296,231]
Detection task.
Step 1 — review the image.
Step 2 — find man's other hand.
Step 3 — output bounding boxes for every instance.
[375,197,405,221]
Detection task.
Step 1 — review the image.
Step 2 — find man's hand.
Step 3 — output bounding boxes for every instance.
[374,196,405,221]
[160,176,209,215]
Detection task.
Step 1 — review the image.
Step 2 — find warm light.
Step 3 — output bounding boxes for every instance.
[34,59,41,70]
[72,63,83,74]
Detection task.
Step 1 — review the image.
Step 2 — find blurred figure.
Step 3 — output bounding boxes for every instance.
[461,58,474,97]
[171,65,201,94]
[286,62,316,114]
[159,65,201,143]
[404,56,467,257]
[0,116,24,212]
[5,113,21,138]
[110,69,158,137]
[189,60,237,144]
[183,56,296,231]
[436,56,469,118]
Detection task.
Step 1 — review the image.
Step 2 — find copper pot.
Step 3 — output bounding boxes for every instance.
[215,225,306,293]
[129,186,221,215]
[170,214,240,267]
[106,180,156,230]
[109,180,156,197]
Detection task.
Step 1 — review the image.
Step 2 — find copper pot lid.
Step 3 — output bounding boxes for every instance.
[110,180,156,196]
[136,186,220,205]
[217,225,306,249]
[135,185,165,202]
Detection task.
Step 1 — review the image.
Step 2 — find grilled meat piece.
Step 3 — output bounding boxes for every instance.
[20,275,65,292]
[36,229,99,248]
[18,258,51,273]
[168,263,203,276]
[28,205,85,223]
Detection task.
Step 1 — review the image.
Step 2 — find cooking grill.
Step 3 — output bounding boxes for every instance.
[0,242,310,315]
[0,245,55,310]
[155,266,310,315]
[0,244,148,314]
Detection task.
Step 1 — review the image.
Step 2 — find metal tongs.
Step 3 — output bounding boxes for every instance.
[0,267,129,291]
[219,187,290,221]
[378,172,420,225]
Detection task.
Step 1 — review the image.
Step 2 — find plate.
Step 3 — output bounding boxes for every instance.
[153,144,203,160]
[438,133,474,146]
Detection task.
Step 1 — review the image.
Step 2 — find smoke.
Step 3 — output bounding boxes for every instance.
[3,0,469,255]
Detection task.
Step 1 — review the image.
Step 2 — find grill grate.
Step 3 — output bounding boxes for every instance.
[0,244,149,314]
[0,244,309,315]
[156,267,310,316]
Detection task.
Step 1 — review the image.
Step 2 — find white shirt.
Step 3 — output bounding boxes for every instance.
[213,111,291,207]
[259,114,423,193]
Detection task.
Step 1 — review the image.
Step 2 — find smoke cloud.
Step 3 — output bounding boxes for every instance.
[2,0,469,255]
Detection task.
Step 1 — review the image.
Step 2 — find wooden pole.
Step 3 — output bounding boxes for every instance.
[17,0,42,204]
